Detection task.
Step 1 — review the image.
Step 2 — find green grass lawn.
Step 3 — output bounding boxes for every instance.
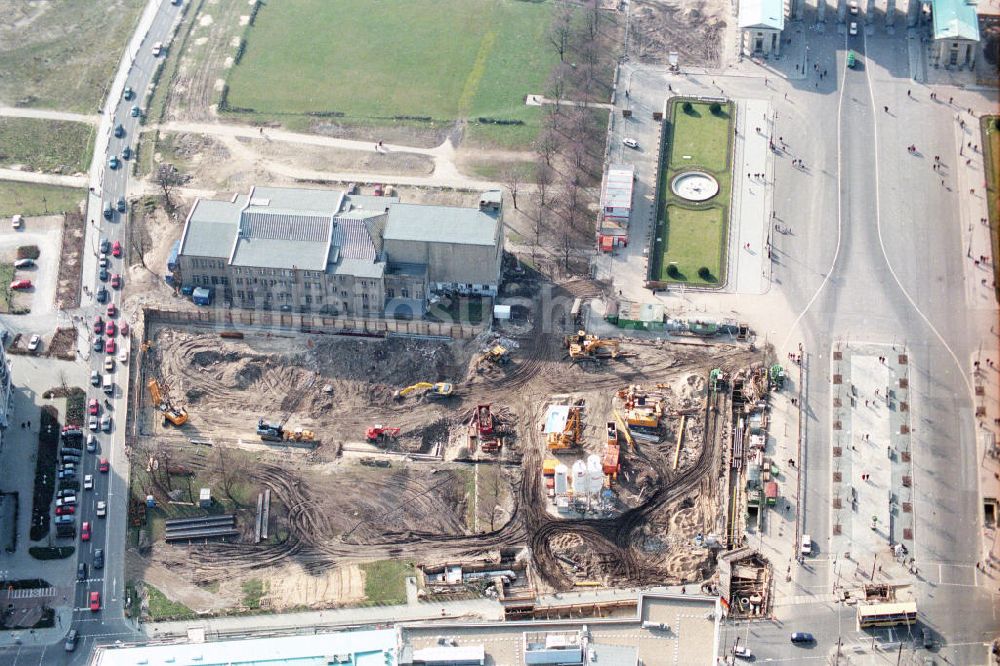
[360,559,414,605]
[226,0,559,147]
[0,118,95,173]
[0,0,146,112]
[0,182,85,218]
[983,116,999,301]
[650,100,734,287]
[144,584,196,621]
[0,263,13,312]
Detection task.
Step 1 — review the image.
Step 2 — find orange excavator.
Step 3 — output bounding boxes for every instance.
[366,425,400,444]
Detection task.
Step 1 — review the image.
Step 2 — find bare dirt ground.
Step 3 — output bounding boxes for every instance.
[628,0,728,68]
[132,274,758,607]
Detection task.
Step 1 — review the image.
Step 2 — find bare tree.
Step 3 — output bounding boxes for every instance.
[535,127,560,167]
[129,212,152,271]
[548,7,574,62]
[547,64,569,112]
[502,166,522,210]
[535,162,552,209]
[586,0,601,40]
[155,163,184,214]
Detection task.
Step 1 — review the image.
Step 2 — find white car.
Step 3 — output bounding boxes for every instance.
[118,348,129,363]
[11,214,23,230]
[848,0,859,14]
[801,534,812,555]
[27,334,41,352]
[849,21,858,35]
[733,645,753,659]
[88,416,99,431]
[96,501,107,518]
[104,356,115,372]
[622,137,639,149]
[83,474,94,490]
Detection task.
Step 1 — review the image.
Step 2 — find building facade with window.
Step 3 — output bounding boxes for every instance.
[176,186,504,316]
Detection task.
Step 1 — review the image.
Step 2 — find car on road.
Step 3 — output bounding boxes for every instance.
[108,156,120,170]
[97,287,109,304]
[733,645,752,659]
[14,258,34,269]
[112,240,122,257]
[93,337,103,352]
[10,279,32,290]
[81,521,90,541]
[104,356,115,372]
[111,274,122,289]
[117,196,127,212]
[99,458,109,473]
[130,105,141,117]
[123,86,134,100]
[27,334,41,352]
[88,399,99,416]
[99,255,109,269]
[76,563,87,581]
[114,124,125,138]
[100,238,111,253]
[100,414,112,432]
[152,41,164,56]
[11,214,23,230]
[96,501,107,518]
[790,632,814,644]
[103,202,114,220]
[106,302,116,317]
[849,0,859,13]
[105,321,116,337]
[93,315,103,333]
[99,268,109,282]
[87,435,97,453]
[64,628,79,652]
[55,505,75,516]
[849,21,858,35]
[93,548,104,569]
[84,474,94,490]
[118,348,129,363]
[801,534,812,556]
[122,146,132,160]
[622,137,639,149]
[120,322,129,337]
[88,415,99,431]
[89,591,100,611]
[922,627,933,649]
[105,338,116,354]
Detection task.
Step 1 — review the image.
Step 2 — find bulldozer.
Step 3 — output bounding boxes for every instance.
[366,425,400,444]
[395,382,454,399]
[146,379,188,427]
[256,418,316,443]
[479,345,511,367]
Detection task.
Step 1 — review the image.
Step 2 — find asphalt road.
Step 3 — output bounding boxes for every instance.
[0,2,186,663]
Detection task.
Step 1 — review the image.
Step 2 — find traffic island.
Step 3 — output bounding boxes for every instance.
[647,97,734,289]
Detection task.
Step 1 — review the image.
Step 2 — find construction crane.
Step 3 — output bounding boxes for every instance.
[366,425,400,444]
[395,382,454,399]
[546,406,581,450]
[146,379,188,427]
[565,331,621,361]
[257,376,317,442]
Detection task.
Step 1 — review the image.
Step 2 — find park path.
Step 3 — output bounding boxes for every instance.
[0,168,88,188]
[525,94,614,110]
[0,106,98,125]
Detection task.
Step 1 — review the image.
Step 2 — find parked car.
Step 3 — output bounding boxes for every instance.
[57,489,76,499]
[790,632,814,644]
[112,241,122,257]
[120,322,129,337]
[849,21,858,35]
[99,459,109,473]
[10,279,32,290]
[118,348,129,363]
[801,534,812,556]
[57,470,76,481]
[104,356,114,372]
[99,268,109,282]
[88,399,99,416]
[84,474,94,490]
[733,646,753,660]
[56,495,77,506]
[89,591,100,611]
[114,124,124,138]
[96,287,109,304]
[105,321,116,337]
[103,202,113,220]
[93,316,103,334]
[54,514,75,525]
[86,435,97,453]
[108,156,120,170]
[88,416,99,431]
[106,302,116,317]
[93,548,104,569]
[100,238,111,254]
[922,627,933,649]
[93,338,103,352]
[96,501,107,518]
[130,105,141,117]
[100,414,112,432]
[849,0,859,13]
[117,196,127,212]
[152,41,164,56]
[99,256,109,270]
[122,146,132,160]
[105,339,116,354]
[11,214,23,230]
[27,334,41,352]
[622,137,639,149]
[111,274,122,289]
[14,258,34,269]
[55,505,75,516]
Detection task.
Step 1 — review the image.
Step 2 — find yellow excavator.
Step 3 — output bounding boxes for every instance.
[479,345,511,366]
[565,331,621,361]
[396,382,454,399]
[147,378,188,427]
[547,407,581,450]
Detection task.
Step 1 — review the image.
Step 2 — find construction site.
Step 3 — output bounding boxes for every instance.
[124,276,778,615]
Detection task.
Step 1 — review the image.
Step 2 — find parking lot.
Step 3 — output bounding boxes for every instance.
[0,215,63,317]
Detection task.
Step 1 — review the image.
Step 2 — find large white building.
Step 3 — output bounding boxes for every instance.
[598,164,635,251]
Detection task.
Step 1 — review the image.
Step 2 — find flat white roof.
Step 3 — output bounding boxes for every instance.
[602,164,635,211]
[94,629,398,666]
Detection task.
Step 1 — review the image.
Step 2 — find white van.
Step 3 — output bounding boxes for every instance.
[152,42,163,56]
[103,375,114,395]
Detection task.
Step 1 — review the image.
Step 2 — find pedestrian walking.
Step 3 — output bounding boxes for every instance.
[907,89,911,97]
[884,105,889,113]
[949,96,953,104]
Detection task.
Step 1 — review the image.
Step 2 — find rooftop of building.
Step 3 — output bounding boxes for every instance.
[737,0,785,29]
[931,0,980,41]
[385,201,500,247]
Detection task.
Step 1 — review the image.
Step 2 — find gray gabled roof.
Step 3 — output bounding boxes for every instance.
[179,196,244,258]
[384,203,499,247]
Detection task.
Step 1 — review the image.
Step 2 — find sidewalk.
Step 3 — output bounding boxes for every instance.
[730,98,773,295]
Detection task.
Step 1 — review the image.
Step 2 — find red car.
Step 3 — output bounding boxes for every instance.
[99,459,109,473]
[93,316,104,334]
[120,322,129,337]
[88,399,99,416]
[105,339,116,354]
[111,274,121,289]
[9,279,31,290]
[81,522,90,541]
[106,303,117,318]
[55,505,75,516]
[89,591,100,611]
[111,241,122,257]
[105,321,116,337]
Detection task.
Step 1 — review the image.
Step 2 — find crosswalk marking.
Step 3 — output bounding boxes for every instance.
[5,587,55,599]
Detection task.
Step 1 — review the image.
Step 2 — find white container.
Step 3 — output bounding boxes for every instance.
[554,464,569,495]
[587,455,604,496]
[572,460,587,495]
[493,304,512,320]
